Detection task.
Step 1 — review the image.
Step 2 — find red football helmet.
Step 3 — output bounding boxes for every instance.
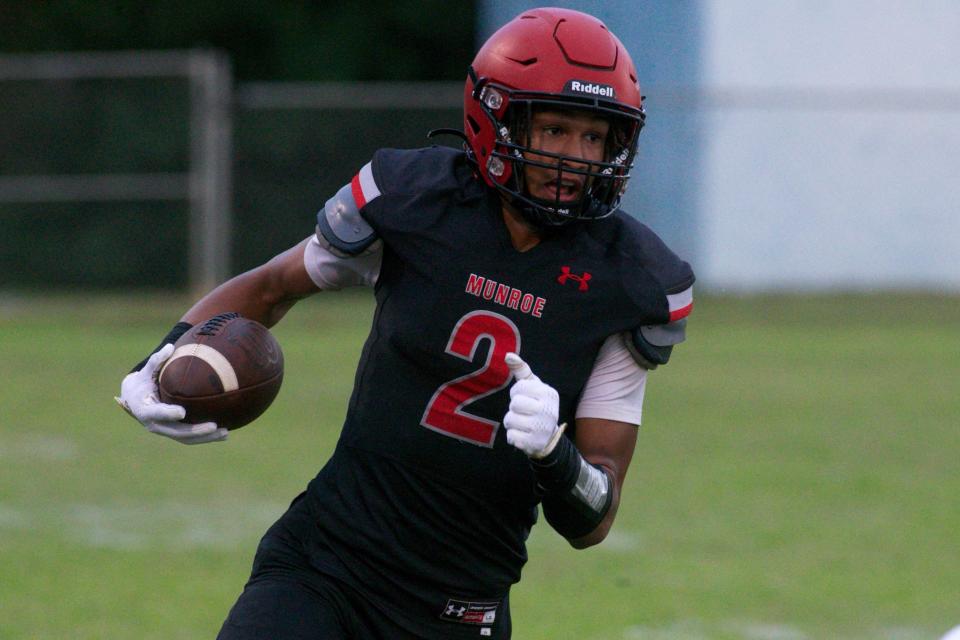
[464,7,645,227]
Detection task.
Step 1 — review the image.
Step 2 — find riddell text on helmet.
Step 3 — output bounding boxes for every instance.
[564,80,616,98]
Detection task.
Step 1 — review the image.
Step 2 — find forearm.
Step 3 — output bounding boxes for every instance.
[533,434,617,547]
[181,269,295,328]
[129,241,316,372]
[550,463,620,549]
[182,240,318,328]
[533,416,637,547]
[503,356,635,548]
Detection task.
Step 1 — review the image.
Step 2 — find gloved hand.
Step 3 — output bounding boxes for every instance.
[115,343,228,445]
[503,353,564,459]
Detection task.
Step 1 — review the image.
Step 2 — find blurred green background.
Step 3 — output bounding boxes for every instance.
[1,293,957,639]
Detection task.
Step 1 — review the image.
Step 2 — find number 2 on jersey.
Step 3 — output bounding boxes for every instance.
[420,310,520,447]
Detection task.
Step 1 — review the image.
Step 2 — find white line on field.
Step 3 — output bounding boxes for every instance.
[526,527,641,553]
[1,501,287,550]
[68,501,287,550]
[598,529,641,552]
[0,503,33,529]
[883,627,939,640]
[0,434,78,460]
[624,621,934,640]
[624,620,709,639]
[728,621,807,640]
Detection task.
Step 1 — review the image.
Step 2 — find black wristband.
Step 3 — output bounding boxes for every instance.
[530,434,581,493]
[129,322,193,373]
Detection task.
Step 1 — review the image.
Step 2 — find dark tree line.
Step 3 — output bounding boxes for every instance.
[0,0,476,81]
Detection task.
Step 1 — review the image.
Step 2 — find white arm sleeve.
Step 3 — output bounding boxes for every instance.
[575,333,648,425]
[303,235,382,290]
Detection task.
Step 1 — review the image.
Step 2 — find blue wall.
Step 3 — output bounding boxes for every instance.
[478,1,704,265]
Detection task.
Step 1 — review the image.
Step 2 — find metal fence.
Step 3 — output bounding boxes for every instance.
[0,50,231,295]
[0,50,461,293]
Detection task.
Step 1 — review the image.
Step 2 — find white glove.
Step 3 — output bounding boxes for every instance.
[503,353,565,458]
[115,343,228,445]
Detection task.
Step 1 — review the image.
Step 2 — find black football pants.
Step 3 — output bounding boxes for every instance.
[215,529,424,640]
[216,492,512,639]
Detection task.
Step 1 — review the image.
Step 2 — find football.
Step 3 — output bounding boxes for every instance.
[158,313,284,430]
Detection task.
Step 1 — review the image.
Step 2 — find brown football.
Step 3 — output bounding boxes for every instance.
[157,313,284,430]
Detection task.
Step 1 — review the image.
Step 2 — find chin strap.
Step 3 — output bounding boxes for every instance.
[426,128,469,145]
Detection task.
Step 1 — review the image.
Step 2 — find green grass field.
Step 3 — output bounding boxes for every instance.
[1,292,957,639]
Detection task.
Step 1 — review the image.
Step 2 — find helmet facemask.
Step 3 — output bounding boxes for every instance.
[476,81,645,228]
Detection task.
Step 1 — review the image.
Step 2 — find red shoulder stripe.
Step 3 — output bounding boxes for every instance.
[667,286,693,322]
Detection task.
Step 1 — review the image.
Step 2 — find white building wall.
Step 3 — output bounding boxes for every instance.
[699,1,960,290]
[478,0,959,290]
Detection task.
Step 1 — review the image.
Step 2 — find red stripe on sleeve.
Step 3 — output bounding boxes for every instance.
[350,173,366,209]
[669,303,693,322]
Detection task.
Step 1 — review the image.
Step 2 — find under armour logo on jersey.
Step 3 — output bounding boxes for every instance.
[440,598,500,626]
[557,266,591,291]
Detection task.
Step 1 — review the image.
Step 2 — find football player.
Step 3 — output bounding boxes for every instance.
[117,7,694,639]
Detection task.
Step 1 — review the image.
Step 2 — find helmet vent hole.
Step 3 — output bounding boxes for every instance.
[506,56,538,66]
[466,115,481,135]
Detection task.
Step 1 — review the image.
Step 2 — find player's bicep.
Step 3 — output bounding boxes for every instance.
[575,333,647,425]
[572,334,644,493]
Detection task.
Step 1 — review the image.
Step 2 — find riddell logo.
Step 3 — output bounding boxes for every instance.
[564,80,616,99]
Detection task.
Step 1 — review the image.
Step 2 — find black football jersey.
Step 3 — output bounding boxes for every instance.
[302,146,694,638]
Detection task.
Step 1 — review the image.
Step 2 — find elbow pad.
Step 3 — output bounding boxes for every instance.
[315,182,378,257]
[626,281,693,369]
[625,318,687,369]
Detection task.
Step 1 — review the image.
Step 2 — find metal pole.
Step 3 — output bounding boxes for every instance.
[188,50,233,298]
